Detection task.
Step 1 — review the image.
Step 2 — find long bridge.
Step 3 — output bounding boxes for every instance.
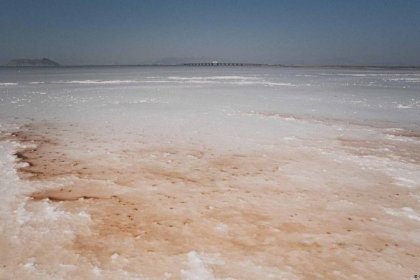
[183,62,266,66]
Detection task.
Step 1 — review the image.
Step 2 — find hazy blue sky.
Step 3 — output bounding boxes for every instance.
[1,0,419,66]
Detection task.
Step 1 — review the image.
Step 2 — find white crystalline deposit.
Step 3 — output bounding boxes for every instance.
[181,251,216,280]
[0,66,419,279]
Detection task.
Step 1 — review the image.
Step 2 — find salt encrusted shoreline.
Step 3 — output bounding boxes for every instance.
[1,66,419,279]
[0,121,418,279]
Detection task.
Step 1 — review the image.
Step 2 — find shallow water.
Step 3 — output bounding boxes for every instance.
[0,66,419,279]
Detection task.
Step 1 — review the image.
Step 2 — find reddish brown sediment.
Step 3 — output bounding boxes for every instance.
[337,136,420,164]
[244,111,410,130]
[385,129,420,139]
[4,122,420,279]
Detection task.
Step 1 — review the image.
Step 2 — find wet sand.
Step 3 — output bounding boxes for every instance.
[1,120,419,279]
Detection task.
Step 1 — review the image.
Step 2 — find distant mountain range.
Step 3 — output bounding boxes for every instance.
[6,58,60,67]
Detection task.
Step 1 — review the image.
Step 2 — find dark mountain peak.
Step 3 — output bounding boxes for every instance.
[6,58,60,67]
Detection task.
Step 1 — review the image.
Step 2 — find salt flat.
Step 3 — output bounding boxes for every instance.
[0,66,419,279]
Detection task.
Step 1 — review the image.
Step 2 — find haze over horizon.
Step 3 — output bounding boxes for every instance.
[1,0,420,66]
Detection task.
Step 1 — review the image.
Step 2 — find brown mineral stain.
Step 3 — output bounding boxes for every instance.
[4,122,420,279]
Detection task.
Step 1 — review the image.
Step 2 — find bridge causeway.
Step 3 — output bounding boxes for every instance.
[183,62,265,66]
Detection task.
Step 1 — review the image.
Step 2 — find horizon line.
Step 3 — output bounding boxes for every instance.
[2,63,420,69]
